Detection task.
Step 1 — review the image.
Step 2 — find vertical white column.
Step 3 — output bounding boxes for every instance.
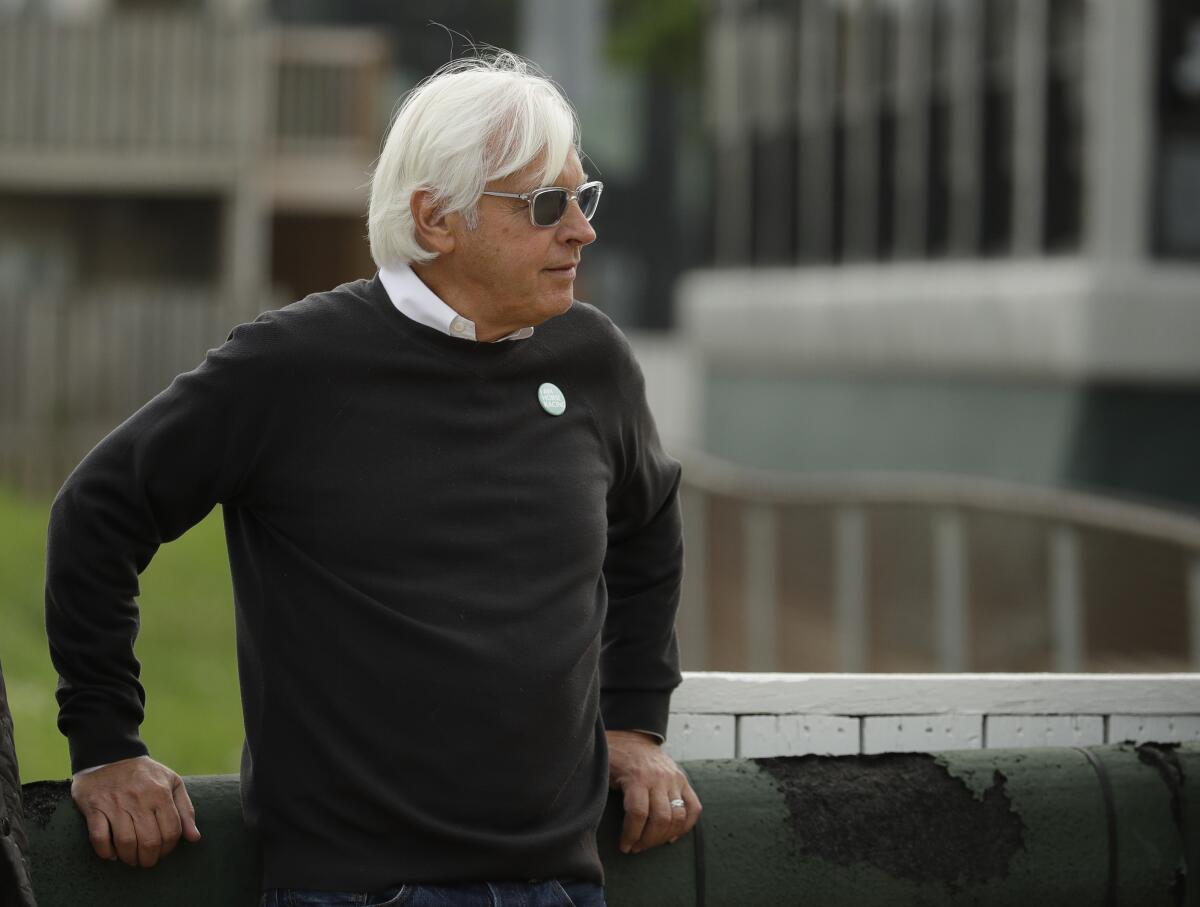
[893,0,932,257]
[710,0,754,263]
[947,0,983,255]
[517,0,602,105]
[222,19,270,310]
[752,9,793,258]
[834,506,869,672]
[842,0,879,259]
[1049,525,1085,672]
[796,0,837,260]
[933,510,969,672]
[1011,0,1047,254]
[679,486,709,671]
[1084,0,1154,264]
[1189,555,1200,671]
[744,502,779,671]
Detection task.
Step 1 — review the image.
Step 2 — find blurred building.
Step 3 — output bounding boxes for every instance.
[0,0,389,485]
[0,0,387,305]
[678,0,1200,513]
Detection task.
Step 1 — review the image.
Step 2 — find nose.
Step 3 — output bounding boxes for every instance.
[558,196,597,246]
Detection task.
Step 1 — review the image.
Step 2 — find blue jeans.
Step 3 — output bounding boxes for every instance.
[261,880,606,907]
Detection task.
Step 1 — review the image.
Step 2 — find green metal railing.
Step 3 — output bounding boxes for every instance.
[17,741,1199,906]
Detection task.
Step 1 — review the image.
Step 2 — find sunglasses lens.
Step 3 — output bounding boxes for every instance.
[532,189,568,227]
[578,184,601,221]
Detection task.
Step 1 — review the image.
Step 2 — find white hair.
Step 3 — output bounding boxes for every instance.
[368,50,582,268]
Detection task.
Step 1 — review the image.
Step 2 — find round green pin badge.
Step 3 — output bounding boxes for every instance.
[538,382,566,416]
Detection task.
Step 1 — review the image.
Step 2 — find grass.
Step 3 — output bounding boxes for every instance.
[0,486,244,782]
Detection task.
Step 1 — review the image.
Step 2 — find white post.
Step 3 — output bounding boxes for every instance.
[679,487,709,671]
[1011,0,1047,254]
[709,0,753,264]
[222,22,270,307]
[834,507,869,672]
[1049,525,1085,672]
[796,0,837,260]
[743,502,779,671]
[892,0,932,257]
[842,0,879,260]
[1084,0,1154,263]
[947,0,983,255]
[518,0,601,106]
[933,510,969,672]
[1189,555,1200,670]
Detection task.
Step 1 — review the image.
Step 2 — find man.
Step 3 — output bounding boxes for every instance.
[44,50,699,907]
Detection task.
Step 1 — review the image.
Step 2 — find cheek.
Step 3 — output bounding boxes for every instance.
[509,243,554,279]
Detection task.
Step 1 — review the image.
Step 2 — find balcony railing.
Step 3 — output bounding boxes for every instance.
[272,26,388,159]
[0,15,243,157]
[676,449,1200,674]
[0,14,389,185]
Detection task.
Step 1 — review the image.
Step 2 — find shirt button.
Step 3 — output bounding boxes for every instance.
[451,320,466,333]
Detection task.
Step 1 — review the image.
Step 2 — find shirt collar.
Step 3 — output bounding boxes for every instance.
[378,265,534,343]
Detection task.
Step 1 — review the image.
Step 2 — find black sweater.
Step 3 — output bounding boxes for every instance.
[44,275,683,889]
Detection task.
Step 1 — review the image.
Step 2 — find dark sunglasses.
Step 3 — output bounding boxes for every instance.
[480,180,603,228]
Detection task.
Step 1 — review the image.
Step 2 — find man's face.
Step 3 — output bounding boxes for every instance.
[446,149,597,339]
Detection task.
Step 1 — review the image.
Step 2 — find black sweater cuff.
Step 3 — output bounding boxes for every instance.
[68,726,149,775]
[600,689,673,741]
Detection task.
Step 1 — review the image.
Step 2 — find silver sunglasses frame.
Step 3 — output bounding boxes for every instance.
[480,180,604,227]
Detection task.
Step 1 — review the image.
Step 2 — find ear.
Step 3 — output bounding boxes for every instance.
[410,188,457,255]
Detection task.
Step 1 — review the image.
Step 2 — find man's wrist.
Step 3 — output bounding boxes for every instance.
[608,728,664,745]
[72,754,150,778]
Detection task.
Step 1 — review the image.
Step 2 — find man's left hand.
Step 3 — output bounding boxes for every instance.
[606,729,702,855]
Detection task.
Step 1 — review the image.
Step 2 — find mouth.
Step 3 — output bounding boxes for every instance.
[545,263,578,278]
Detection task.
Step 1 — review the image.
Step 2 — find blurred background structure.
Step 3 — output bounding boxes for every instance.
[1,0,1199,779]
[674,0,1200,674]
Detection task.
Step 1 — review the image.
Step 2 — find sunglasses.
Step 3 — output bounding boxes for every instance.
[480,180,604,228]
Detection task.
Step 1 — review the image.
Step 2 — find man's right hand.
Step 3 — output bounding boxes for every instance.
[70,754,201,867]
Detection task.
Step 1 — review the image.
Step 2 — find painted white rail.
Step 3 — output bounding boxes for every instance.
[662,671,1200,760]
[0,15,387,184]
[674,448,1200,673]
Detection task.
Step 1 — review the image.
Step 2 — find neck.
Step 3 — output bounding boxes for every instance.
[411,262,519,343]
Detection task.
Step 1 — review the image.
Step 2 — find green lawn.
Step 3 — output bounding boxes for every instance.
[0,486,244,782]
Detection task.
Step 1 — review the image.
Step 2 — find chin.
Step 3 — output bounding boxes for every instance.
[536,289,575,322]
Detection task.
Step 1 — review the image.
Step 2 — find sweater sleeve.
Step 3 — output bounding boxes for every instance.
[598,331,684,742]
[44,314,284,774]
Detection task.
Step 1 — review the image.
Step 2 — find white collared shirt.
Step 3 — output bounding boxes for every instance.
[378,264,534,342]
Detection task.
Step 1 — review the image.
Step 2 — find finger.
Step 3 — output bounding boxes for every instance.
[154,799,183,858]
[172,776,201,842]
[665,791,689,841]
[109,809,139,867]
[130,808,163,868]
[676,777,700,835]
[667,777,700,844]
[634,788,673,852]
[83,808,116,861]
[619,786,649,854]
